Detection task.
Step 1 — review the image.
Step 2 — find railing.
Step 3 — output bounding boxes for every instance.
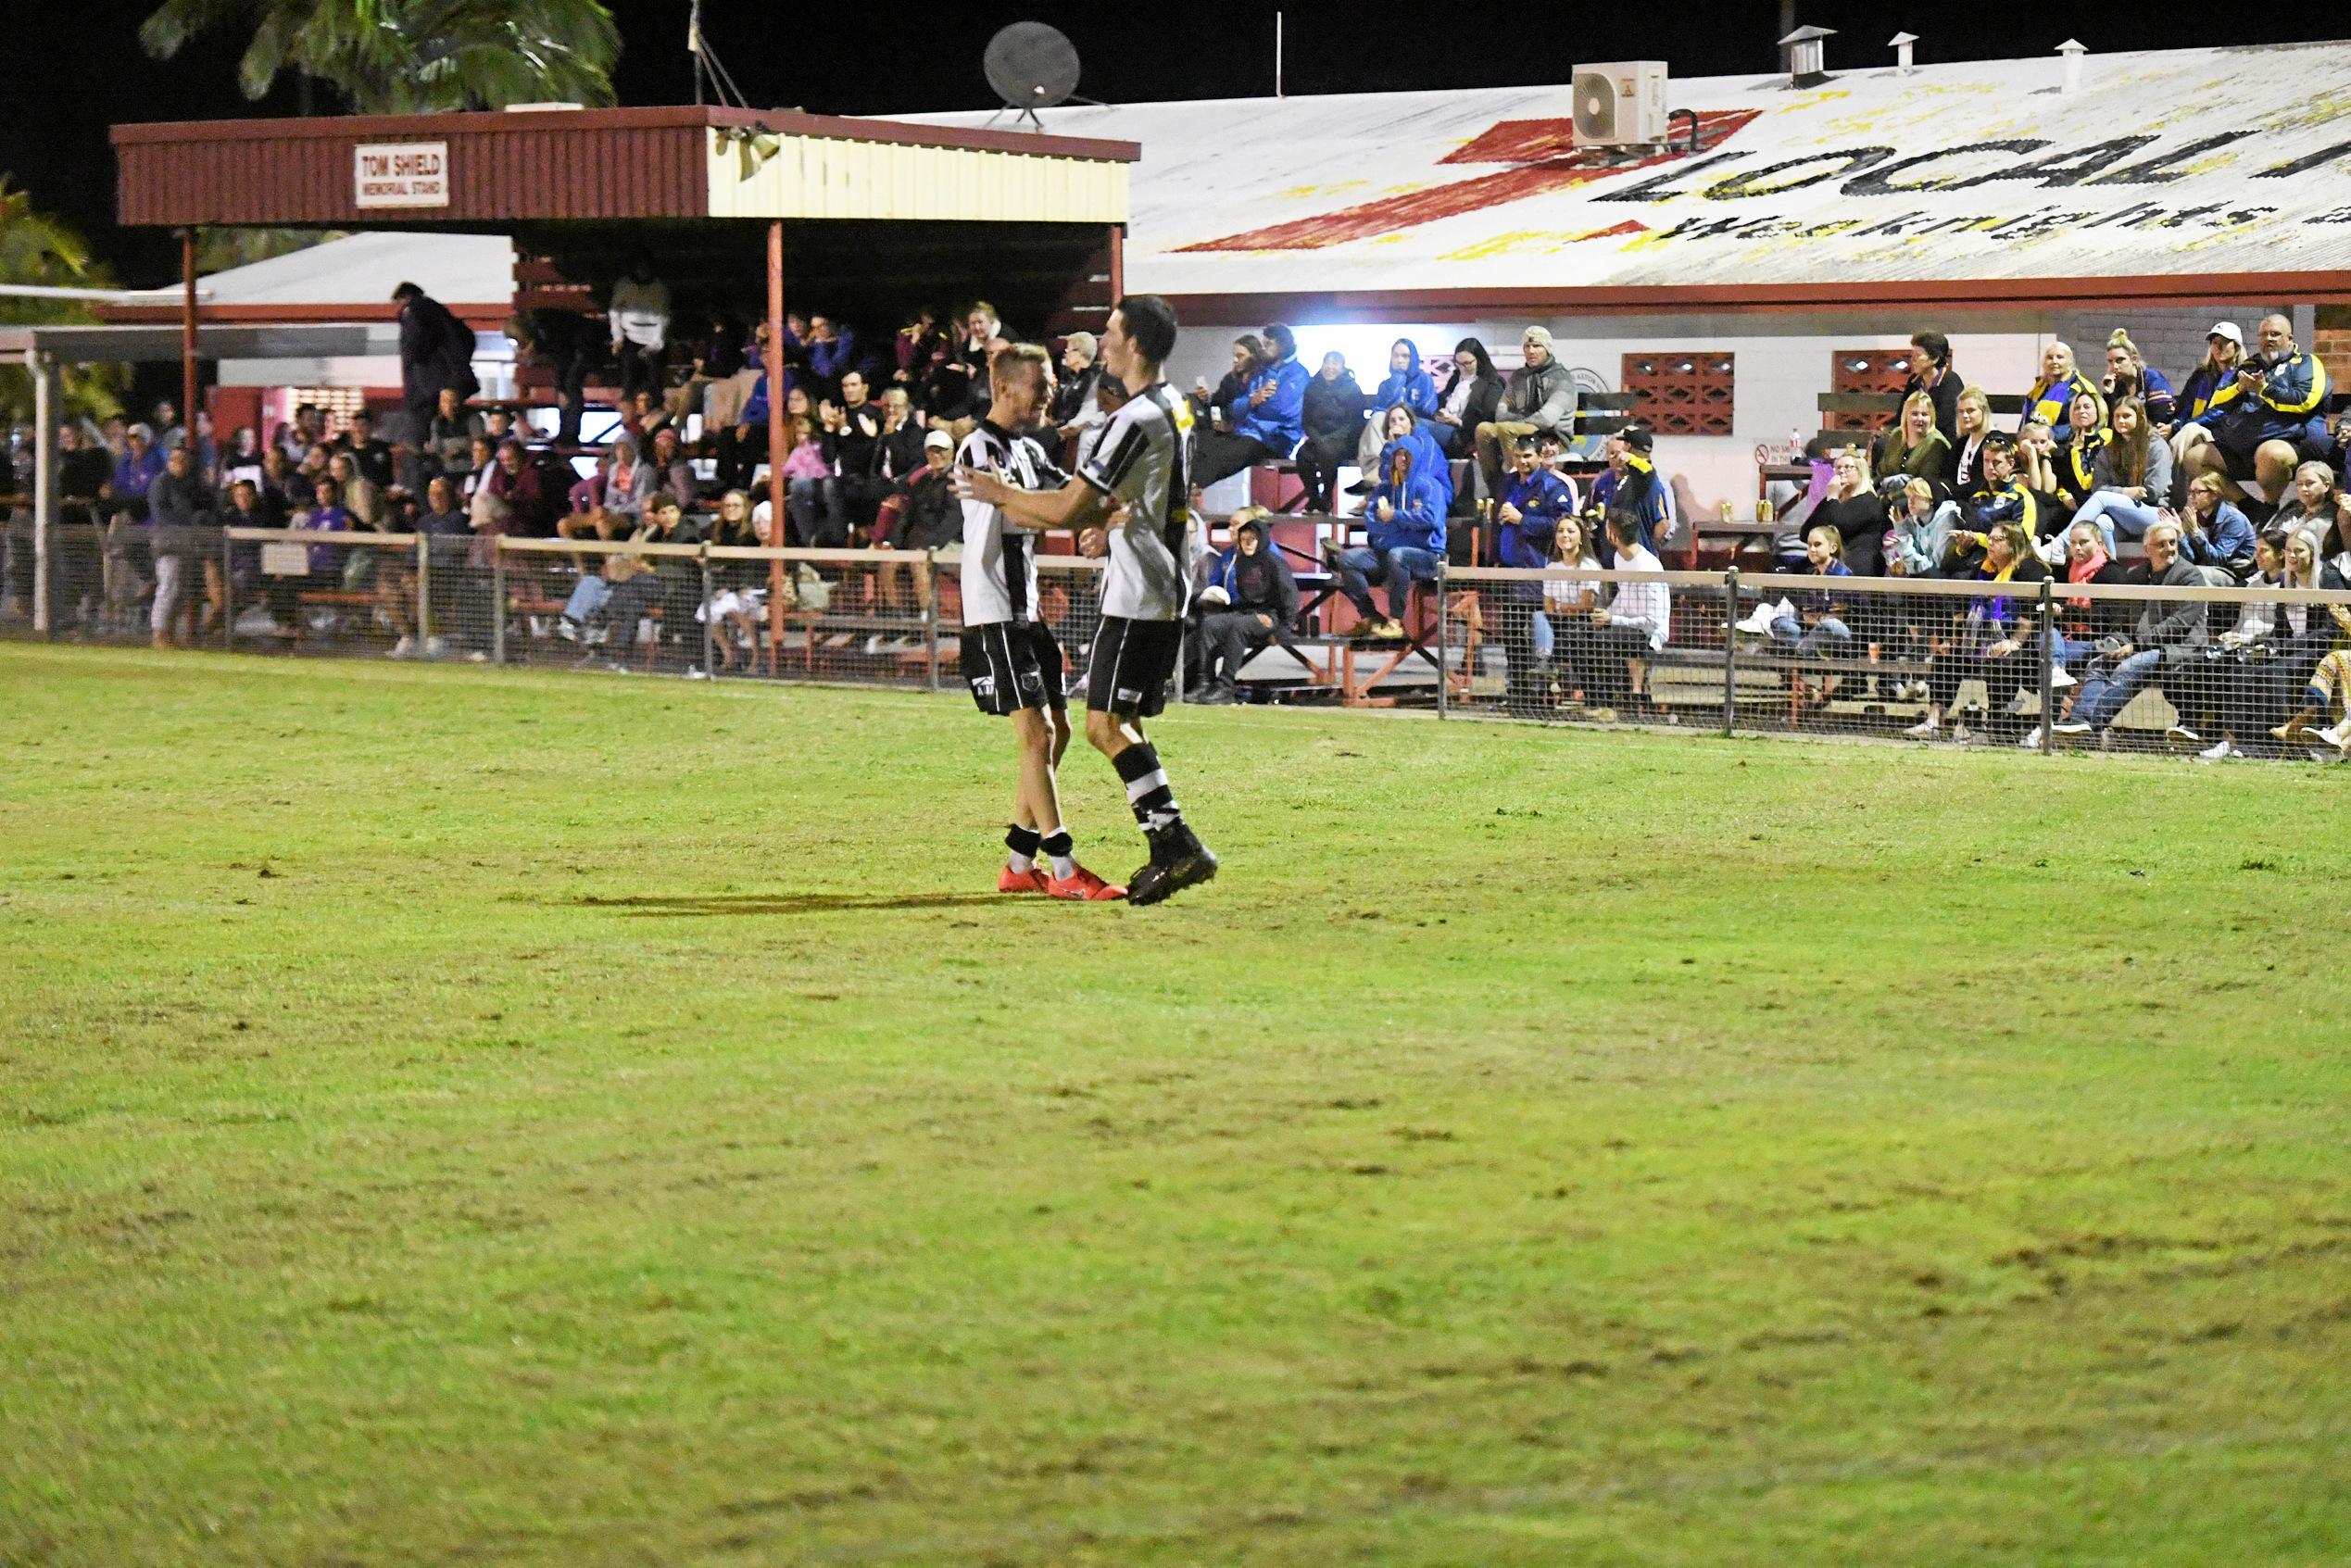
[8,526,2349,761]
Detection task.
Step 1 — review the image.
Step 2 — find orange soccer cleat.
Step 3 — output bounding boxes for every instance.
[1044,864,1127,901]
[997,865,1050,895]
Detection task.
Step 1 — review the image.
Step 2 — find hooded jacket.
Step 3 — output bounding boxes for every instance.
[1206,517,1300,625]
[397,291,481,409]
[1231,352,1310,454]
[1367,447,1447,556]
[1371,340,1440,421]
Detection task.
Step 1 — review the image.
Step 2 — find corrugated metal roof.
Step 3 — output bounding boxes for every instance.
[704,128,1126,222]
[885,41,2351,304]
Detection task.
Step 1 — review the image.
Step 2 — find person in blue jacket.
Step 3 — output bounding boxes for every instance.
[1362,402,1454,520]
[1354,338,1440,476]
[1496,434,1573,710]
[1194,323,1310,489]
[1334,438,1446,640]
[2181,313,2334,511]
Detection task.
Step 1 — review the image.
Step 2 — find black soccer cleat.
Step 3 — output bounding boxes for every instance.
[1126,829,1218,906]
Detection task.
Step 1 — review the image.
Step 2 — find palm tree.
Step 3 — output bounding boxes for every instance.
[0,180,125,422]
[139,0,622,114]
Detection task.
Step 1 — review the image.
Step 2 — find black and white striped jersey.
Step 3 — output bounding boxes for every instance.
[1078,383,1195,621]
[957,419,1069,626]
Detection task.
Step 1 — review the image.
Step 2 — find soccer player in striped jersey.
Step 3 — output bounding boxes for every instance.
[957,296,1218,906]
[956,343,1124,900]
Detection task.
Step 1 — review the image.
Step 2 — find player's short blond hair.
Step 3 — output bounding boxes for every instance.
[989,342,1050,389]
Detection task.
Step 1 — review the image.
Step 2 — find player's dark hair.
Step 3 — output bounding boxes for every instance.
[1114,295,1179,368]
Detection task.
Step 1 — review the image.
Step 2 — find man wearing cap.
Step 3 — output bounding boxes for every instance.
[2181,313,2332,508]
[1474,326,1578,499]
[1587,424,1670,564]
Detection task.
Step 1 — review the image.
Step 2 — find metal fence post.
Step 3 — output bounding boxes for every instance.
[1435,560,1449,720]
[491,541,507,666]
[1721,568,1739,737]
[700,553,715,677]
[220,530,236,652]
[923,550,940,694]
[2038,575,2056,756]
[414,534,431,648]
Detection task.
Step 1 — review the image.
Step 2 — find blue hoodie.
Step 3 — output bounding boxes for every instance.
[1231,352,1309,455]
[1367,449,1446,556]
[1497,468,1573,571]
[1377,420,1454,515]
[1371,339,1440,421]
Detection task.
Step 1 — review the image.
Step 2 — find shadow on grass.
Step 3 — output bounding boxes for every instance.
[573,892,1003,917]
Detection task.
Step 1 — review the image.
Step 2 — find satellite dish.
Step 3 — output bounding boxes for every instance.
[985,22,1084,128]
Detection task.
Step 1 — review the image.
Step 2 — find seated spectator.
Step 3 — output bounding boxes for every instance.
[258,445,304,517]
[2014,418,2064,502]
[1535,432,1581,509]
[2053,391,2109,511]
[1334,437,1446,639]
[1430,338,1503,458]
[559,492,687,666]
[1904,331,1961,446]
[337,409,396,494]
[2062,395,2170,554]
[1539,515,1605,708]
[804,314,859,401]
[1364,338,1439,458]
[1188,508,1298,704]
[779,413,847,546]
[1905,521,2049,742]
[1295,351,1367,514]
[297,477,353,578]
[2180,313,2332,508]
[1949,384,1995,495]
[609,251,673,402]
[2102,329,2176,428]
[1885,476,1958,580]
[2199,529,2300,759]
[102,421,164,521]
[220,425,265,492]
[2044,519,2129,715]
[2268,530,2351,756]
[483,439,548,536]
[2180,470,2258,580]
[1075,374,1133,470]
[1814,445,1888,574]
[1195,323,1307,489]
[931,302,1000,427]
[327,451,384,531]
[647,425,697,506]
[1968,434,2050,556]
[1495,433,1574,711]
[1766,523,1856,660]
[2170,322,2244,440]
[875,428,961,614]
[558,435,656,541]
[2052,518,2209,742]
[1473,326,1576,497]
[2021,340,2097,439]
[421,386,484,489]
[2269,458,2340,544]
[1874,391,1953,484]
[1581,507,1670,717]
[1049,332,1102,433]
[1191,333,1265,433]
[896,307,950,393]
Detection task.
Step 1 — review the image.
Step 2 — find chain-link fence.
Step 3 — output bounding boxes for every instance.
[15,529,2351,762]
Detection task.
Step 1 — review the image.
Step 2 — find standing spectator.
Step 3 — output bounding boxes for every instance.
[392,282,481,442]
[1473,326,1577,498]
[1188,508,1298,704]
[1334,438,1446,640]
[1597,425,1672,565]
[1904,331,1961,446]
[804,315,860,401]
[1430,338,1503,458]
[1049,332,1102,432]
[1292,353,1365,516]
[1583,508,1670,717]
[2102,329,2176,428]
[1495,434,1572,711]
[779,414,846,546]
[1194,322,1307,489]
[828,370,885,530]
[608,252,672,403]
[2063,395,2170,553]
[509,309,596,448]
[2053,519,2210,742]
[1873,391,1953,484]
[145,444,214,649]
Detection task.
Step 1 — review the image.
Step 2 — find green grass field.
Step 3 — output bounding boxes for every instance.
[5,641,2349,1567]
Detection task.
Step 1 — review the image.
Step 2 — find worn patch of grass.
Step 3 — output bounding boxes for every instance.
[3,643,2348,1566]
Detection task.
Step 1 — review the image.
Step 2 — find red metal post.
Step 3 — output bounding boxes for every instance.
[181,229,199,438]
[1108,222,1125,307]
[765,220,786,673]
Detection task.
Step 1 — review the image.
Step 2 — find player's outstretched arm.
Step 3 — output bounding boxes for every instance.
[960,470,1106,535]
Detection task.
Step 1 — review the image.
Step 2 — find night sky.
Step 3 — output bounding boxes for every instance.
[5,2,2337,286]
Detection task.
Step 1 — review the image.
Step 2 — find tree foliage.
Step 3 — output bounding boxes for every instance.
[139,0,621,113]
[0,180,125,422]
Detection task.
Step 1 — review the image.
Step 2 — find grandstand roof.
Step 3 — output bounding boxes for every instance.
[99,232,514,327]
[886,40,2351,320]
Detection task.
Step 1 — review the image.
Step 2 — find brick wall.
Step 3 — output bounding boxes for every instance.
[2314,305,2351,395]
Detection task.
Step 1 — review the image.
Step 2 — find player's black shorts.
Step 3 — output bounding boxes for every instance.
[1086,615,1181,719]
[961,621,1065,716]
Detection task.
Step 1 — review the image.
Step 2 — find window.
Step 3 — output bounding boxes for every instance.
[1620,352,1735,436]
[1828,347,1916,433]
[288,387,369,440]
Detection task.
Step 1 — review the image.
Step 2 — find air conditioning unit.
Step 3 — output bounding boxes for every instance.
[1570,61,1668,149]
